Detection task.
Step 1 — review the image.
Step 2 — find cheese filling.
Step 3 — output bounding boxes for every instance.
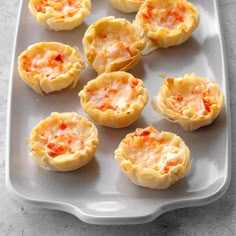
[124,127,183,174]
[23,50,72,80]
[87,77,140,112]
[33,117,94,158]
[34,0,82,17]
[140,3,187,30]
[164,78,219,116]
[92,32,132,70]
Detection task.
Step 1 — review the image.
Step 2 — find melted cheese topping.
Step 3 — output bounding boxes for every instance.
[34,0,82,18]
[140,2,187,30]
[92,33,132,71]
[32,114,94,158]
[23,50,72,80]
[124,127,183,174]
[164,78,218,116]
[87,77,140,112]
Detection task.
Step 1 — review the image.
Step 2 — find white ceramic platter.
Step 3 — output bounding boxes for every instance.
[6,0,231,225]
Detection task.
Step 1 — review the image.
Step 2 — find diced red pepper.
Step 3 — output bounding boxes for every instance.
[147,5,154,16]
[131,79,139,88]
[47,143,55,149]
[48,151,57,157]
[203,99,211,112]
[141,130,150,136]
[98,102,115,111]
[67,11,74,17]
[162,159,179,173]
[55,53,63,62]
[67,0,73,6]
[172,11,184,22]
[47,142,66,157]
[158,138,164,144]
[141,13,149,20]
[86,89,94,95]
[174,94,183,102]
[35,5,42,12]
[163,166,169,173]
[133,129,150,137]
[107,88,117,94]
[167,160,178,166]
[60,123,67,130]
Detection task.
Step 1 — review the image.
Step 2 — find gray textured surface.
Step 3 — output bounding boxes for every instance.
[0,0,236,235]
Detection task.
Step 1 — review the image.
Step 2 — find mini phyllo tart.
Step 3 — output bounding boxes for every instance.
[28,112,98,171]
[152,73,224,131]
[115,126,191,189]
[28,0,91,31]
[133,0,199,54]
[110,0,144,13]
[18,42,85,95]
[79,71,149,128]
[82,16,145,74]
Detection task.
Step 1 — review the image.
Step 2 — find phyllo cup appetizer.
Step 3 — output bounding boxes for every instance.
[82,16,145,74]
[110,0,144,13]
[115,126,191,189]
[29,0,91,31]
[28,112,98,171]
[152,73,224,131]
[18,42,85,95]
[133,0,200,54]
[79,71,149,128]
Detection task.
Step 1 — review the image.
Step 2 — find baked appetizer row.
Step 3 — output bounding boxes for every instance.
[29,112,191,189]
[18,42,224,131]
[23,0,200,77]
[111,0,199,53]
[79,71,224,132]
[27,71,224,189]
[28,0,200,57]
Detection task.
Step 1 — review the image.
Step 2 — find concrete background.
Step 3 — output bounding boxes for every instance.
[1,0,236,235]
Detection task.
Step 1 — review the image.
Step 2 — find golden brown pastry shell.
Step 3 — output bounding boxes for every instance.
[79,71,149,128]
[82,16,145,74]
[28,112,98,171]
[133,0,200,54]
[18,42,85,95]
[28,0,91,31]
[152,73,224,131]
[115,126,191,189]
